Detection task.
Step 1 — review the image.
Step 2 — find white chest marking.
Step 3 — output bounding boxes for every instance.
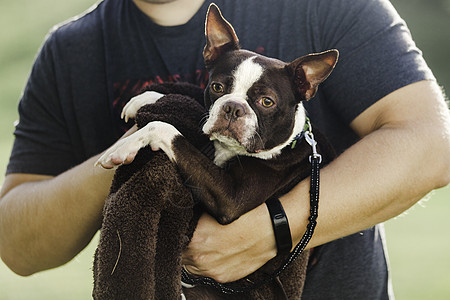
[249,104,306,160]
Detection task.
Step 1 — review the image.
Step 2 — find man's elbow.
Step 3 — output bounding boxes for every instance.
[436,146,450,189]
[0,248,37,277]
[406,112,450,193]
[428,122,450,190]
[0,233,44,277]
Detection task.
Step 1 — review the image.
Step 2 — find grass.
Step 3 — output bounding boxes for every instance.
[0,235,99,299]
[385,187,450,299]
[0,0,449,299]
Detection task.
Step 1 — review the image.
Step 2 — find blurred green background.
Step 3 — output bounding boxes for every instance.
[0,0,449,299]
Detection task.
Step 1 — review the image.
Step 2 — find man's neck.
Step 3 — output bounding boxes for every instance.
[133,0,206,26]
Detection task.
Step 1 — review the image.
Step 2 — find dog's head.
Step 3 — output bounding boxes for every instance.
[202,4,338,162]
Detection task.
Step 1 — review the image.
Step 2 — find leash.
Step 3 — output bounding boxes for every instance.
[181,118,321,294]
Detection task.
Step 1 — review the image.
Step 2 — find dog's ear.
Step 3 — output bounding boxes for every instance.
[203,3,240,66]
[287,50,339,101]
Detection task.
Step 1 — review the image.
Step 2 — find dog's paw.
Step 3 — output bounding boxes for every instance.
[143,121,181,162]
[95,131,147,169]
[95,121,182,169]
[121,91,165,122]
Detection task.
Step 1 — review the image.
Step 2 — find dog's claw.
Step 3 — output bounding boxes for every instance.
[95,158,118,170]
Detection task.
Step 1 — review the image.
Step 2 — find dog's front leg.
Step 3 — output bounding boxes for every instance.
[169,139,281,224]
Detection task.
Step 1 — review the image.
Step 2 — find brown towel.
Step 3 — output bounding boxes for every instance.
[93,83,207,300]
[92,83,311,300]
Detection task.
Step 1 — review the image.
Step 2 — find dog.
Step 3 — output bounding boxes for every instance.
[97,3,338,299]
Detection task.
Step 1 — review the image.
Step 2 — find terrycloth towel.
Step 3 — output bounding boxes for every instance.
[93,83,208,300]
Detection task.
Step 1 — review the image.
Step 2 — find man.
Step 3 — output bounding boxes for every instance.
[0,0,449,299]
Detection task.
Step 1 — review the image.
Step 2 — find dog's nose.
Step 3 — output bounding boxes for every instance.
[222,101,246,120]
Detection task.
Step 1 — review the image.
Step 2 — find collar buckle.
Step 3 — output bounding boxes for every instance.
[303,118,322,164]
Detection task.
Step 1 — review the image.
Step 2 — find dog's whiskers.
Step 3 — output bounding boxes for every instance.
[199,112,210,128]
[253,131,264,150]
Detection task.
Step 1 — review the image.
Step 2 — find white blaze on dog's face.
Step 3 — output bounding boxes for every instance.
[202,56,263,153]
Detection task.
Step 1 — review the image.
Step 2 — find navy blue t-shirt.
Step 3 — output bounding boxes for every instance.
[7,0,434,298]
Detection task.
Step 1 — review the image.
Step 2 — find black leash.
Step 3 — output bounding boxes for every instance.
[181,120,321,294]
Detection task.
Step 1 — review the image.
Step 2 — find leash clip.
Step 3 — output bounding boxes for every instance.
[304,120,322,164]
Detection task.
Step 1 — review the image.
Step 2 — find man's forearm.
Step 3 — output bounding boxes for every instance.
[0,154,114,276]
[284,124,445,249]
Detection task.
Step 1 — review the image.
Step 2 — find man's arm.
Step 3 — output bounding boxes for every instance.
[182,80,450,283]
[0,126,137,276]
[0,156,113,276]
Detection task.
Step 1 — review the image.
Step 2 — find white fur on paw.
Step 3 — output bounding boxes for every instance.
[95,130,149,169]
[143,121,181,162]
[121,91,165,122]
[95,121,182,169]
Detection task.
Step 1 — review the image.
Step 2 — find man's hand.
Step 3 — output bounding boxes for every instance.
[182,207,278,283]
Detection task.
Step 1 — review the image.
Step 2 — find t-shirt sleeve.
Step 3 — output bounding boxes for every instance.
[313,0,435,124]
[6,32,78,176]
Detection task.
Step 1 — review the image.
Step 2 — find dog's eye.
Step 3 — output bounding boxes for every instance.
[211,83,224,93]
[260,97,275,108]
